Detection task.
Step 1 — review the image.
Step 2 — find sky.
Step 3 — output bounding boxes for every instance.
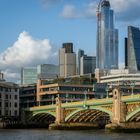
[0,0,140,82]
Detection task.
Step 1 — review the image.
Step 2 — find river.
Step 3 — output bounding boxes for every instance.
[0,129,140,140]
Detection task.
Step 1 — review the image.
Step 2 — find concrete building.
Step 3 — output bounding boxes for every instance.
[96,0,118,69]
[0,81,19,119]
[99,69,140,95]
[77,49,84,75]
[59,43,76,78]
[19,84,36,108]
[37,64,59,80]
[125,26,140,72]
[21,67,37,85]
[80,55,96,75]
[36,79,94,105]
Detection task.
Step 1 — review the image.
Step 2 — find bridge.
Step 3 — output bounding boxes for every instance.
[24,88,140,130]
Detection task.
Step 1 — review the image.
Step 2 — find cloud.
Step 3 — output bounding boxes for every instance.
[61,2,97,19]
[40,0,63,9]
[110,0,140,21]
[61,5,81,18]
[0,31,57,82]
[60,0,140,22]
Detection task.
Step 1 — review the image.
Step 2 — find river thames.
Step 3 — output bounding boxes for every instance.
[0,129,140,140]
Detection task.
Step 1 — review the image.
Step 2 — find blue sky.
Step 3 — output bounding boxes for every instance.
[0,0,140,82]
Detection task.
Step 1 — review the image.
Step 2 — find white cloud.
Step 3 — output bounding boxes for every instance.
[0,31,57,82]
[61,5,81,18]
[60,0,140,22]
[61,3,97,19]
[40,0,63,9]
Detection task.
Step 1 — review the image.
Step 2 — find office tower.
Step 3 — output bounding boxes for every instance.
[124,38,128,69]
[21,67,37,85]
[80,55,96,75]
[77,49,84,75]
[126,26,140,72]
[59,43,76,77]
[37,64,59,79]
[96,0,118,69]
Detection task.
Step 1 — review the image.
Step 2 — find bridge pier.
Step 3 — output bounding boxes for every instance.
[55,97,65,124]
[106,88,140,132]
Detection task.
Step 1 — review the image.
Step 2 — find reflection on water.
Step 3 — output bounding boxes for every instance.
[0,129,140,140]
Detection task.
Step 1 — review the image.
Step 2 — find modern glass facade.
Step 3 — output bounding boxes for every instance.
[80,55,96,75]
[127,26,140,72]
[21,67,37,85]
[96,0,118,69]
[37,64,59,79]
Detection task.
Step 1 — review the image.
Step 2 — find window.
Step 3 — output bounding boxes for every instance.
[5,110,8,116]
[5,94,8,99]
[14,102,18,108]
[5,102,8,107]
[14,110,18,116]
[14,95,18,100]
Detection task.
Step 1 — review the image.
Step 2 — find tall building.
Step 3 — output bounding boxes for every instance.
[37,64,59,79]
[59,43,76,77]
[125,26,140,72]
[77,49,84,75]
[96,0,118,69]
[124,38,128,69]
[80,55,96,75]
[21,67,37,85]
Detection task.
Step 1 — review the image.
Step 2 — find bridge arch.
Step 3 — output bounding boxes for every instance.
[33,111,55,118]
[65,106,113,122]
[126,107,140,121]
[28,111,56,126]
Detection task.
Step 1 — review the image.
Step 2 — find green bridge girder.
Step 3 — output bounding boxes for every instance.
[27,94,140,123]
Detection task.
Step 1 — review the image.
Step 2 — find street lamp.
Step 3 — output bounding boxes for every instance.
[66,93,68,103]
[130,81,135,96]
[52,95,54,105]
[105,85,109,98]
[83,91,87,108]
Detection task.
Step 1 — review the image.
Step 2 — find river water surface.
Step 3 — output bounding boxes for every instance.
[0,129,140,140]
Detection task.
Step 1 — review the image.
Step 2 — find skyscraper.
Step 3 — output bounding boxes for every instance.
[96,0,118,69]
[125,26,140,72]
[59,43,76,77]
[77,49,84,75]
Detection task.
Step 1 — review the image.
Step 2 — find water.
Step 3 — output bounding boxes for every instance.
[0,129,140,140]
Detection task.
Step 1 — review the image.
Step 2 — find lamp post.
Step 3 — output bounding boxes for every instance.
[83,91,87,108]
[130,81,135,96]
[105,85,109,98]
[66,93,68,103]
[52,95,54,105]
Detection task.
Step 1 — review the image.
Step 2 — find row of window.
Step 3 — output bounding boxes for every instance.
[0,94,18,100]
[0,102,18,108]
[0,87,18,92]
[41,87,93,92]
[0,110,18,116]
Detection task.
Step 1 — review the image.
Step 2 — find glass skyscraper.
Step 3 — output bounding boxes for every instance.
[96,0,118,69]
[125,26,140,72]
